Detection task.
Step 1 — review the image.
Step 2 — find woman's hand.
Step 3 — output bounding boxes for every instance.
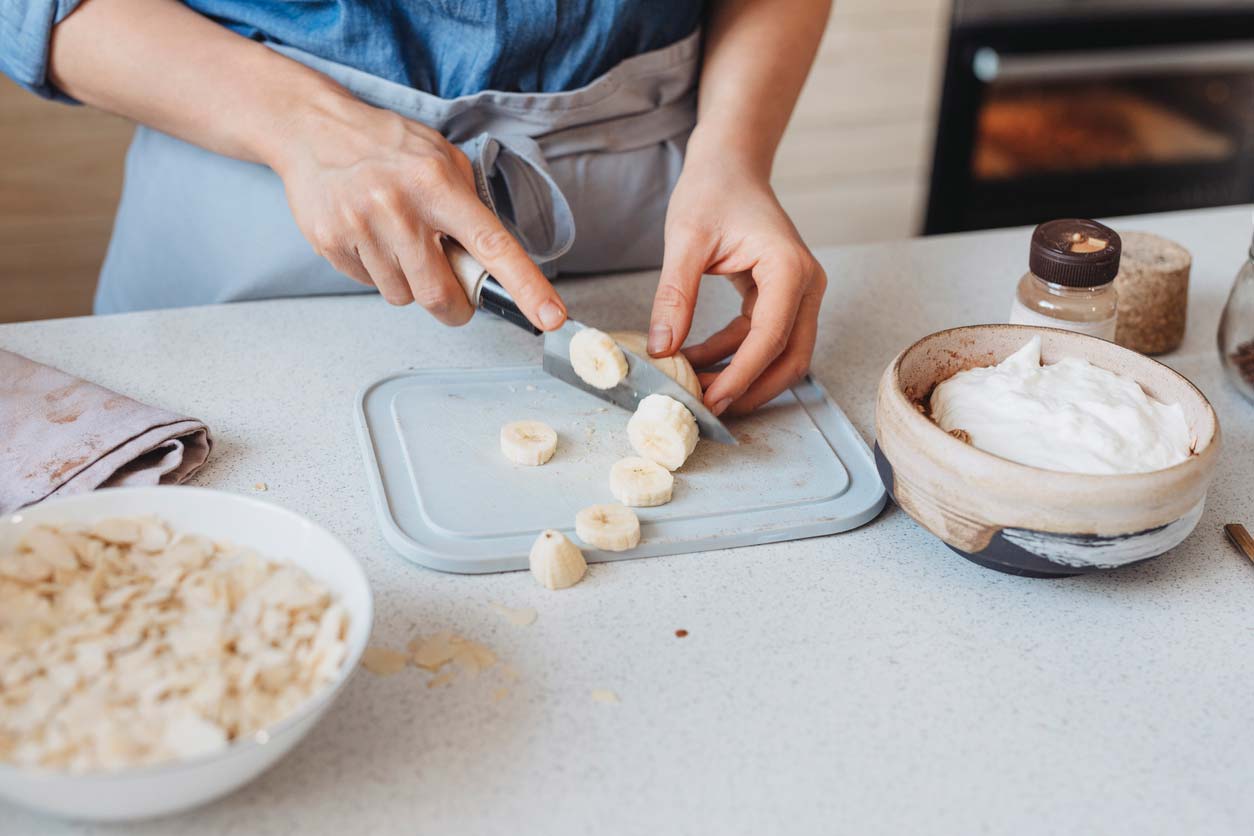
[648,155,826,417]
[646,0,831,416]
[271,89,567,329]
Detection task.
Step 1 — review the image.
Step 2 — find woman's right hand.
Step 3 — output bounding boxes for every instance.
[270,89,568,329]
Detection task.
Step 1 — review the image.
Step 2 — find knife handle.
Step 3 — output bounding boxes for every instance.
[442,238,542,335]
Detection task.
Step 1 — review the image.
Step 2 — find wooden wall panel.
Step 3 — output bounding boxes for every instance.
[0,76,133,323]
[771,0,950,248]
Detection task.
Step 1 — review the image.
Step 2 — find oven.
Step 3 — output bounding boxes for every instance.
[924,0,1254,235]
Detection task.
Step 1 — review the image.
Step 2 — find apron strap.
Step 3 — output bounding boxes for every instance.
[458,132,577,266]
[536,92,698,158]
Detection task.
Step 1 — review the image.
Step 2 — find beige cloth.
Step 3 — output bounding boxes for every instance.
[0,349,211,514]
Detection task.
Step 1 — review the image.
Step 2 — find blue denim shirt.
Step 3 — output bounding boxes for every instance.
[2,1,703,101]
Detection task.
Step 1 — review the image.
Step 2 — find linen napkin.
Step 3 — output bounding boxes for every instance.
[0,349,212,514]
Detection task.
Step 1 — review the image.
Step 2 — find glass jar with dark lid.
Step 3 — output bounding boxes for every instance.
[1009,219,1121,340]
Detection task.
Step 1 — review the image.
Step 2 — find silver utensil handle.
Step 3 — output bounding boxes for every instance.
[441,238,540,334]
[973,41,1254,83]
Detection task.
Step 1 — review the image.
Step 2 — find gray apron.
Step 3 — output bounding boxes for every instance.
[94,31,700,314]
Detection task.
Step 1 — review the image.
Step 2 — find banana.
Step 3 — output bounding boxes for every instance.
[609,331,702,398]
[529,529,587,590]
[499,420,558,466]
[574,503,641,552]
[626,394,699,471]
[569,328,629,389]
[609,456,674,507]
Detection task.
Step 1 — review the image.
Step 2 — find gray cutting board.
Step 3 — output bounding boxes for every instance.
[356,366,886,573]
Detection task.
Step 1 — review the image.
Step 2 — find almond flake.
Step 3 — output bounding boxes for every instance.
[0,552,53,583]
[21,526,79,571]
[135,520,171,553]
[409,632,458,671]
[488,602,538,627]
[451,639,497,675]
[91,518,142,545]
[360,647,409,676]
[427,670,456,689]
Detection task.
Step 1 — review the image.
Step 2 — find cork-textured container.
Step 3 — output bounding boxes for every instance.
[1114,230,1191,355]
[874,325,1220,577]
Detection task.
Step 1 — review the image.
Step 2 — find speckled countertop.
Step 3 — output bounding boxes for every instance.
[3,206,1253,835]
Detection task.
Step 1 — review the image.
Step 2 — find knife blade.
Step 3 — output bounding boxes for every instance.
[444,239,738,445]
[542,320,738,445]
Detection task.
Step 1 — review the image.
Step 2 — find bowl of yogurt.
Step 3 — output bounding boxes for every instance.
[874,325,1221,577]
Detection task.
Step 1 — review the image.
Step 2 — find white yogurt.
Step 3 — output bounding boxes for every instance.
[929,336,1193,475]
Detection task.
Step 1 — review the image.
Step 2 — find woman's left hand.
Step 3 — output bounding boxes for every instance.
[648,156,827,417]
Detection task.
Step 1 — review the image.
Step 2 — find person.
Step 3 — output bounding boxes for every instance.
[2,0,829,416]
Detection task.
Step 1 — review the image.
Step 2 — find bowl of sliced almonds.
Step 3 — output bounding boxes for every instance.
[0,486,372,821]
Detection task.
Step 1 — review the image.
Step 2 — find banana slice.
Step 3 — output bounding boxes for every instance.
[609,331,702,398]
[499,420,557,466]
[626,394,699,471]
[609,456,674,507]
[574,503,641,552]
[569,328,628,389]
[529,529,586,590]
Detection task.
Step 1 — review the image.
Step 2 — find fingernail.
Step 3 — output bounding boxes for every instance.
[538,301,565,330]
[711,397,733,416]
[648,323,672,355]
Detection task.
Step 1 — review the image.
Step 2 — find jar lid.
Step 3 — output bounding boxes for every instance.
[1029,219,1122,288]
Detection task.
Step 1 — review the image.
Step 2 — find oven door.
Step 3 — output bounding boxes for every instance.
[924,13,1254,235]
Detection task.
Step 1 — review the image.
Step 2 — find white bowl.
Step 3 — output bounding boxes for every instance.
[0,486,373,822]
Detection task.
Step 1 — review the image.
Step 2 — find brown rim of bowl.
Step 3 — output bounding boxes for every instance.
[886,323,1221,482]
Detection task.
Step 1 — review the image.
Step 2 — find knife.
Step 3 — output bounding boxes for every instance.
[444,239,737,445]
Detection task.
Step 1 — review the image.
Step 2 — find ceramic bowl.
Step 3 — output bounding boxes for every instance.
[874,325,1221,577]
[0,487,373,821]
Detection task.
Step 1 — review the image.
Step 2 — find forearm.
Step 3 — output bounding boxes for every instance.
[47,0,352,168]
[688,0,831,180]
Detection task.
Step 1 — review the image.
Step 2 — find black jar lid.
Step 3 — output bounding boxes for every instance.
[1029,219,1122,287]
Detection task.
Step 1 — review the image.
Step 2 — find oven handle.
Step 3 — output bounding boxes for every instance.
[973,41,1254,83]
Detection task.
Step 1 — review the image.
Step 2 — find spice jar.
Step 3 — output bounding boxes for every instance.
[1009,219,1121,340]
[1218,222,1254,405]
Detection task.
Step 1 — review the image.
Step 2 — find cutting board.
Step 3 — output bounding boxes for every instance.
[356,366,885,573]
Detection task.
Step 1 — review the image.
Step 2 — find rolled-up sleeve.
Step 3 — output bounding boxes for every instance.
[1,0,87,101]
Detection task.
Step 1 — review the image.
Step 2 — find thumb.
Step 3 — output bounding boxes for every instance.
[649,225,711,356]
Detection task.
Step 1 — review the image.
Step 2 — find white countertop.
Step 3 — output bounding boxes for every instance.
[3,206,1253,835]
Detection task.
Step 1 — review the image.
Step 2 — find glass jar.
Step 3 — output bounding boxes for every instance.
[1012,272,1119,338]
[1009,219,1121,340]
[1218,232,1254,405]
